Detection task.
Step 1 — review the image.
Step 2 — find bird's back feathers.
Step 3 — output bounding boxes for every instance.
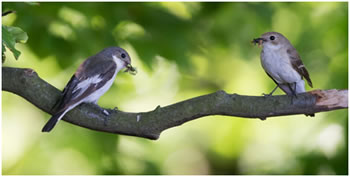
[56,60,117,111]
[42,58,118,132]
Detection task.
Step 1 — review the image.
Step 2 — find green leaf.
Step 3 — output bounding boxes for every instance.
[2,25,28,60]
[6,26,28,43]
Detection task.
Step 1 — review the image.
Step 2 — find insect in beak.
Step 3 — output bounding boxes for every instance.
[252,38,266,48]
[124,64,137,75]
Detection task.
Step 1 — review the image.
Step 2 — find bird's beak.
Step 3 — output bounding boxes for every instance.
[252,38,267,48]
[124,63,137,75]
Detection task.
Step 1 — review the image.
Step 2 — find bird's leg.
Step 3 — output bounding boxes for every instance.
[82,102,110,125]
[293,82,298,98]
[92,101,110,116]
[288,82,298,98]
[100,106,121,126]
[263,85,279,97]
[98,106,110,116]
[287,83,298,104]
[102,109,110,116]
[94,104,111,125]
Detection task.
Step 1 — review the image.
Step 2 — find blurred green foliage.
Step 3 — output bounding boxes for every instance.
[2,2,348,175]
[2,12,28,61]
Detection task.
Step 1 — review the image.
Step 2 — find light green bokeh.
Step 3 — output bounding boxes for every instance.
[2,2,347,175]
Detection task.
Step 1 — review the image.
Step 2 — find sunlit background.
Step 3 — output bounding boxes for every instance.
[2,2,348,175]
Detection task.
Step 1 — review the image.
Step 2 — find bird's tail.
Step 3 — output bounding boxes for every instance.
[278,82,315,117]
[42,110,66,132]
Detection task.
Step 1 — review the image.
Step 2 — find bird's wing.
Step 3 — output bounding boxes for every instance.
[287,48,313,87]
[265,71,278,85]
[265,71,293,95]
[56,60,117,111]
[52,74,80,112]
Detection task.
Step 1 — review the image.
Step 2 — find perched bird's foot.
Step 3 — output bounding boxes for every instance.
[96,107,110,125]
[259,117,267,121]
[262,93,272,97]
[102,109,110,116]
[96,105,110,116]
[263,85,278,97]
[290,94,298,104]
[293,93,298,99]
[99,108,111,125]
[96,104,109,116]
[305,113,315,117]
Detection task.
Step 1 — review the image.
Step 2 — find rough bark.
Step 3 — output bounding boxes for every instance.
[2,67,348,140]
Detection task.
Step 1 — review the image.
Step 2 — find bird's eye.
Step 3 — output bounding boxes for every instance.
[270,36,275,40]
[121,53,126,58]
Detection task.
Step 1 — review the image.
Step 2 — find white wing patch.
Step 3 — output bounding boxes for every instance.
[72,74,103,98]
[71,56,126,103]
[82,56,124,103]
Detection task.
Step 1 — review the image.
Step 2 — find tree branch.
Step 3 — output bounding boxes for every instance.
[2,67,348,140]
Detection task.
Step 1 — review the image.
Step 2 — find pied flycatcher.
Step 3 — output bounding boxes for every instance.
[253,32,314,116]
[253,32,313,96]
[42,47,136,132]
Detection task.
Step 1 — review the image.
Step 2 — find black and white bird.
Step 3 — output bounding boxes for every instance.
[42,47,136,132]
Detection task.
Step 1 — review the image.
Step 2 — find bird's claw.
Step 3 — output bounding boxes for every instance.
[259,117,267,121]
[291,94,298,104]
[96,107,110,125]
[262,93,272,97]
[102,109,110,116]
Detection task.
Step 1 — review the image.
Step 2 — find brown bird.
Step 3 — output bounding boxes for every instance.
[253,32,314,116]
